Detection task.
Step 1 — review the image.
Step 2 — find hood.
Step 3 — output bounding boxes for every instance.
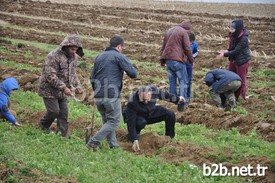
[242,28,249,37]
[60,34,84,57]
[179,19,192,31]
[1,77,19,96]
[204,72,215,87]
[231,19,244,37]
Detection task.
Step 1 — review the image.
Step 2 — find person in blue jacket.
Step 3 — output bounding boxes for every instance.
[186,32,199,104]
[0,77,21,126]
[204,69,242,109]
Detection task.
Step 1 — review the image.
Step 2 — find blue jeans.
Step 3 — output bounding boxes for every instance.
[166,60,188,102]
[186,60,193,101]
[89,98,121,148]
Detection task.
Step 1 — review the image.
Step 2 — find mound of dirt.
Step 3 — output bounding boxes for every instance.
[177,103,275,142]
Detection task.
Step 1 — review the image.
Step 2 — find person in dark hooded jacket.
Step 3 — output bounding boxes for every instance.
[0,77,21,126]
[160,20,194,111]
[38,34,85,137]
[216,19,250,101]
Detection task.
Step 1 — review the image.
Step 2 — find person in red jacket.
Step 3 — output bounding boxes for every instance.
[160,19,194,111]
[216,19,250,101]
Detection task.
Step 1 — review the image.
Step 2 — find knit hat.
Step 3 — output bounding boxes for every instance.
[109,35,124,47]
[230,22,237,29]
[231,20,244,37]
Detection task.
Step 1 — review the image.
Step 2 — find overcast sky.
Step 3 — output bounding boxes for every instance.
[159,0,275,4]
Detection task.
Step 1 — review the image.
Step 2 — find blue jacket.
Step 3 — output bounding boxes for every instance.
[204,69,242,93]
[91,47,137,98]
[0,77,19,124]
[191,41,199,59]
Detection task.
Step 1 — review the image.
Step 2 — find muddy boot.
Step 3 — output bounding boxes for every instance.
[86,140,100,152]
[229,100,236,109]
[177,101,188,112]
[217,104,225,110]
[39,122,52,134]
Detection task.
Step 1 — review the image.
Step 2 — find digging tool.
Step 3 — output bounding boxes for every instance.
[70,85,86,102]
[85,102,97,144]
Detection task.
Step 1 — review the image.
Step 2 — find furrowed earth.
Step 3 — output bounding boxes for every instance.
[0,0,274,182]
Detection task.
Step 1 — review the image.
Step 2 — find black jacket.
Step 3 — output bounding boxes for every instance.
[224,20,250,66]
[123,86,179,142]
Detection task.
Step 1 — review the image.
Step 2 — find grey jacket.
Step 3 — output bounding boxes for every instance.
[91,47,137,98]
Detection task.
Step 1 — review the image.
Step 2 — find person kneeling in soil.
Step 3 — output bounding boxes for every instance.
[122,85,184,152]
[0,77,21,126]
[204,69,242,110]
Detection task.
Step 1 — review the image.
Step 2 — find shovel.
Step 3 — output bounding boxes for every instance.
[85,102,96,144]
[70,85,86,102]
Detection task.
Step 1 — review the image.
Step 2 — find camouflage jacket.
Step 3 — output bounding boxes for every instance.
[38,35,84,99]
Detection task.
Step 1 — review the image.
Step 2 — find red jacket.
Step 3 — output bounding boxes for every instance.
[160,20,194,65]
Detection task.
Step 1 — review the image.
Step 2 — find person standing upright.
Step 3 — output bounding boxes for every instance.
[87,35,137,151]
[186,32,199,103]
[160,19,194,111]
[216,19,250,101]
[38,34,85,137]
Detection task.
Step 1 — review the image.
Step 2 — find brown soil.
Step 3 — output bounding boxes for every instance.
[0,162,78,183]
[0,0,275,182]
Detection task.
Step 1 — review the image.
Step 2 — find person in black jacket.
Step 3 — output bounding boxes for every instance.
[204,69,242,109]
[216,19,250,101]
[123,85,184,152]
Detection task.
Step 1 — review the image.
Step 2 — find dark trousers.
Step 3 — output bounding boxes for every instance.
[40,98,68,136]
[136,106,176,138]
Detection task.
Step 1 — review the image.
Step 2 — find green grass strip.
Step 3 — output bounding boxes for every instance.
[0,37,99,59]
[0,122,241,183]
[0,59,41,72]
[11,90,275,162]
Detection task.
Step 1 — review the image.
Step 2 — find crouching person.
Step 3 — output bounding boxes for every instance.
[0,77,21,126]
[204,69,242,109]
[122,85,184,152]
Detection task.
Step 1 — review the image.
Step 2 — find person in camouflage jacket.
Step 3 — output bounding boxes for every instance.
[38,34,84,137]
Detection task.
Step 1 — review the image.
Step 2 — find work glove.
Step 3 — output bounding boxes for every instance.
[132,140,140,152]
